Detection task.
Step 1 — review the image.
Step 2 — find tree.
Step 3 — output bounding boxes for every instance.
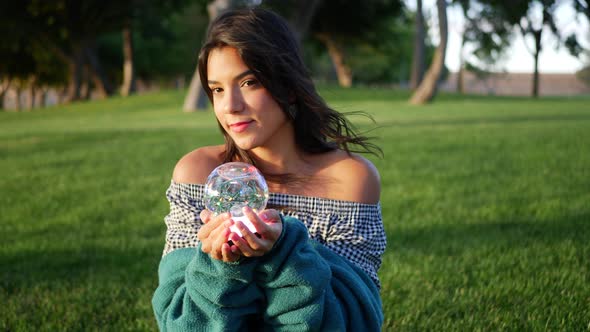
[410,0,426,90]
[454,0,512,93]
[284,0,323,42]
[485,0,569,98]
[264,0,404,87]
[567,0,589,85]
[121,19,136,97]
[1,0,194,108]
[0,1,69,109]
[517,1,561,97]
[307,0,403,87]
[183,0,244,112]
[410,0,448,104]
[27,1,139,101]
[571,31,590,87]
[125,0,196,94]
[1,0,173,103]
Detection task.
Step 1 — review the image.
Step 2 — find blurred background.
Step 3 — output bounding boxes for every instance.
[1,0,589,112]
[2,1,589,330]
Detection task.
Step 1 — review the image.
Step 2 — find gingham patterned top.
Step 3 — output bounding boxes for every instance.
[162,180,386,287]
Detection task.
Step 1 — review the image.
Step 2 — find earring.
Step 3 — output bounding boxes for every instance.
[287,104,298,119]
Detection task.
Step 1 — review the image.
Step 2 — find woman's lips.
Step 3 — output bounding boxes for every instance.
[229,120,253,133]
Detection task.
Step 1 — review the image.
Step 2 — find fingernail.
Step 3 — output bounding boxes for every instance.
[260,211,270,221]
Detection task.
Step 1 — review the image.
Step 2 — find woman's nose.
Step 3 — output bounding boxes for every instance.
[223,88,245,113]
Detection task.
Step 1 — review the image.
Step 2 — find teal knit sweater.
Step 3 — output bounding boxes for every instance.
[152,216,383,331]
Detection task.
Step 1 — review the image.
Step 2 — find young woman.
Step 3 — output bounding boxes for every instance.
[152,7,386,331]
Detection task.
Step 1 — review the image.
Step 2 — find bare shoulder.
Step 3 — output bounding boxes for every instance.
[172,145,225,184]
[319,150,381,204]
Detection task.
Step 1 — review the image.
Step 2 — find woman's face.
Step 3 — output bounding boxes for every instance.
[207,46,292,152]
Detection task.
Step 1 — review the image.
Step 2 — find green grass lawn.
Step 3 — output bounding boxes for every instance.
[1,88,589,331]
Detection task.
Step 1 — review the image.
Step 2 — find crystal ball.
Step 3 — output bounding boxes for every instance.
[204,162,269,236]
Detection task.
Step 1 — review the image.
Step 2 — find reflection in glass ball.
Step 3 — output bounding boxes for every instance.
[204,162,269,236]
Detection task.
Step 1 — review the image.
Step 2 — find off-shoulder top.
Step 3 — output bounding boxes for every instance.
[162,180,386,287]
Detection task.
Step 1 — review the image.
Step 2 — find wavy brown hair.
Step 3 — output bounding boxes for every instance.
[197,8,382,174]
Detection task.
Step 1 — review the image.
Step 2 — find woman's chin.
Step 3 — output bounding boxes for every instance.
[234,140,258,151]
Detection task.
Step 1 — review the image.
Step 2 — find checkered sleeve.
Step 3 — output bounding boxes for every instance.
[271,193,386,288]
[160,182,386,288]
[162,181,205,256]
[324,203,386,288]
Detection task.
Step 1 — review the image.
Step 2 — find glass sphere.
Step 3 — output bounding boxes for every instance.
[204,162,269,216]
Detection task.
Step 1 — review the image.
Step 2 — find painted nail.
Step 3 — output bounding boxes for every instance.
[260,211,270,221]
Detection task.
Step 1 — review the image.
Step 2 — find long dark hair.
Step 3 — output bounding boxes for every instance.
[198,8,382,172]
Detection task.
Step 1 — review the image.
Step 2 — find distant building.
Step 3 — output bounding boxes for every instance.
[440,71,590,96]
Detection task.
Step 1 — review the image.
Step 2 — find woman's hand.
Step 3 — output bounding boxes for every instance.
[198,210,241,262]
[228,207,283,258]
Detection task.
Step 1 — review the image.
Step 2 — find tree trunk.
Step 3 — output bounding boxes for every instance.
[410,0,425,90]
[457,34,467,94]
[288,0,322,43]
[410,0,448,105]
[121,21,136,97]
[316,33,352,87]
[15,86,22,111]
[457,66,464,94]
[66,50,84,103]
[532,30,542,98]
[81,66,92,100]
[0,79,10,110]
[183,0,238,112]
[0,90,5,110]
[28,80,37,110]
[183,68,210,112]
[38,87,48,108]
[58,86,68,104]
[85,45,113,99]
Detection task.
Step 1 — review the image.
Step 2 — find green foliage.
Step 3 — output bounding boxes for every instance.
[0,0,203,89]
[95,2,208,83]
[265,0,409,84]
[0,39,67,86]
[0,1,68,85]
[310,0,404,38]
[565,34,585,57]
[304,14,420,85]
[343,10,438,85]
[344,16,415,84]
[134,3,208,80]
[262,0,404,36]
[455,1,513,71]
[1,88,590,330]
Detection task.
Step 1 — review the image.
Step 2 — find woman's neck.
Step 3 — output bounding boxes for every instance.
[249,145,311,176]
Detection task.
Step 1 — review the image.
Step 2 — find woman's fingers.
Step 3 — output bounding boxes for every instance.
[243,207,281,242]
[221,242,240,262]
[207,225,241,262]
[229,231,258,257]
[200,221,224,255]
[199,209,212,223]
[198,211,235,261]
[227,207,283,257]
[198,208,283,260]
[197,212,230,242]
[259,209,281,223]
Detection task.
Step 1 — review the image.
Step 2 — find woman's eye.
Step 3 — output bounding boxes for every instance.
[242,79,257,87]
[211,87,223,94]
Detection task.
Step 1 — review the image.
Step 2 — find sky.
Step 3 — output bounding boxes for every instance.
[406,0,589,74]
